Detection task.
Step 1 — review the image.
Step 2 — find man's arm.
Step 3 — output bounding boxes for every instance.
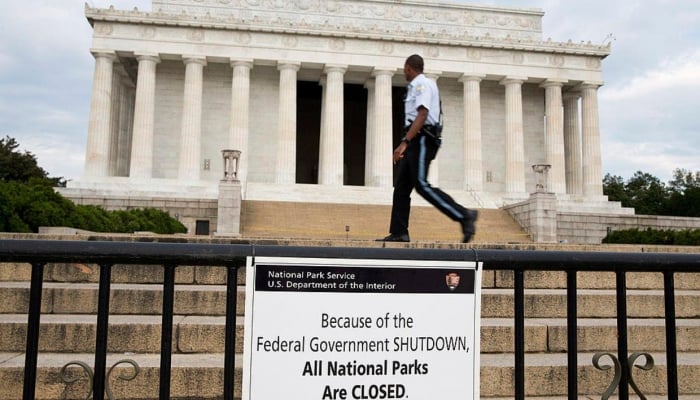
[393,106,428,163]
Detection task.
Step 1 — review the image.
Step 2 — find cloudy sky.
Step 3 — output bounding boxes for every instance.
[1,0,698,183]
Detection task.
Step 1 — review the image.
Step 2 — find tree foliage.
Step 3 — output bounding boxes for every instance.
[603,227,700,246]
[603,169,700,217]
[0,136,186,234]
[0,136,64,186]
[0,178,187,234]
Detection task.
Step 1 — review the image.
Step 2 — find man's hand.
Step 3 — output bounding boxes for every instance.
[393,142,407,164]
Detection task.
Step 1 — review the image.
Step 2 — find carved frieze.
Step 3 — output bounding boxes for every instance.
[282,36,298,48]
[150,0,544,42]
[140,26,156,39]
[379,42,394,55]
[87,2,610,62]
[586,58,602,69]
[235,32,252,44]
[426,46,440,58]
[95,23,114,36]
[512,53,524,65]
[549,55,565,67]
[329,39,345,51]
[187,29,205,42]
[466,48,482,61]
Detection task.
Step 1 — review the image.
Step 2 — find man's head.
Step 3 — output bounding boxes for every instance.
[403,54,424,82]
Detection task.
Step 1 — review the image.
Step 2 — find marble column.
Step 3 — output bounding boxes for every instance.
[368,68,394,187]
[364,79,375,186]
[460,74,485,192]
[319,76,327,175]
[116,75,135,177]
[318,64,347,185]
[275,61,300,184]
[229,59,253,188]
[84,50,116,178]
[563,92,583,195]
[108,68,122,177]
[541,80,567,194]
[178,56,207,181]
[129,53,160,179]
[581,82,603,196]
[501,77,527,193]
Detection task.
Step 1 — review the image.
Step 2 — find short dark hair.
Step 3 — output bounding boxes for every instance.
[405,54,424,73]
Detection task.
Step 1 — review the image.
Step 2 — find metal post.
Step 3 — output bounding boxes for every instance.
[224,265,239,400]
[615,270,629,399]
[159,265,176,400]
[93,263,113,400]
[566,270,578,399]
[22,262,45,400]
[514,269,525,400]
[663,271,679,400]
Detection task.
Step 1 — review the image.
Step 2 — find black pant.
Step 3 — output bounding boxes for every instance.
[389,134,468,235]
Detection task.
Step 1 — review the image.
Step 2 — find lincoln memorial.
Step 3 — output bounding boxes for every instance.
[60,0,626,237]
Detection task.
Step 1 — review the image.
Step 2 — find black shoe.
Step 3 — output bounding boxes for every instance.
[460,210,478,243]
[376,233,410,242]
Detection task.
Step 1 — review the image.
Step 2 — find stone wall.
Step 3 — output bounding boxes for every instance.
[504,193,557,243]
[558,213,700,244]
[67,195,218,235]
[506,193,700,244]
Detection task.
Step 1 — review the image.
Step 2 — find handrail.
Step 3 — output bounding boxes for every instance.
[1,239,698,400]
[1,239,698,271]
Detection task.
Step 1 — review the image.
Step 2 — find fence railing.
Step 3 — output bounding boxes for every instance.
[1,239,699,400]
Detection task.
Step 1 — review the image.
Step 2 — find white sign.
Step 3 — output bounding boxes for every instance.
[243,257,482,400]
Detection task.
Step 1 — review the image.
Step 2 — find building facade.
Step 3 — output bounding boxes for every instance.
[62,0,619,233]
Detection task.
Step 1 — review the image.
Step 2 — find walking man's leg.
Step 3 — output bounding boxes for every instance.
[412,136,479,242]
[377,156,414,242]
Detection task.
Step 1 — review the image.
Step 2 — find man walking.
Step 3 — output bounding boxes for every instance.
[377,54,478,243]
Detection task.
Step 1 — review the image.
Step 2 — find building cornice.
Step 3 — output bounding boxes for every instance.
[85,4,611,58]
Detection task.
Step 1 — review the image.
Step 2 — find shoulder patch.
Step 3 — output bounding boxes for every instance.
[416,84,425,93]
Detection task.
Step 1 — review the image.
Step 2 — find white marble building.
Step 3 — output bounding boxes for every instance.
[62,0,622,233]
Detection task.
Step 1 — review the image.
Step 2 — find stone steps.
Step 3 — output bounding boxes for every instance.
[1,249,698,399]
[2,281,698,319]
[2,315,699,354]
[240,201,532,243]
[1,352,698,399]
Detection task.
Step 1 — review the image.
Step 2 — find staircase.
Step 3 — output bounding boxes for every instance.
[241,200,531,243]
[1,248,699,399]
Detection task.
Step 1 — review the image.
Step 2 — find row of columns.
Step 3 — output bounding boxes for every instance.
[84,50,603,196]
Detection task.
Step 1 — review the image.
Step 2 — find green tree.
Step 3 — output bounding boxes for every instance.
[602,169,700,217]
[625,171,668,215]
[665,168,700,217]
[0,136,186,234]
[668,168,700,193]
[0,136,64,186]
[603,173,630,206]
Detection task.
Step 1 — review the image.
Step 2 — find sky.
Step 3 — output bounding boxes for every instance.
[0,0,698,184]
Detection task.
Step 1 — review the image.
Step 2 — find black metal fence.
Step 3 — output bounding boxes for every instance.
[1,239,699,400]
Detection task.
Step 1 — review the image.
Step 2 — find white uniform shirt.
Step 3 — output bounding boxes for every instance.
[404,73,440,127]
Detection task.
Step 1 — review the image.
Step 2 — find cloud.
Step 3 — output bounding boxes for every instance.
[602,50,700,101]
[601,140,700,183]
[599,48,700,182]
[17,132,87,180]
[1,0,699,184]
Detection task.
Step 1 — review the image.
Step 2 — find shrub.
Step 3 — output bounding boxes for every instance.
[603,227,700,246]
[0,180,186,234]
